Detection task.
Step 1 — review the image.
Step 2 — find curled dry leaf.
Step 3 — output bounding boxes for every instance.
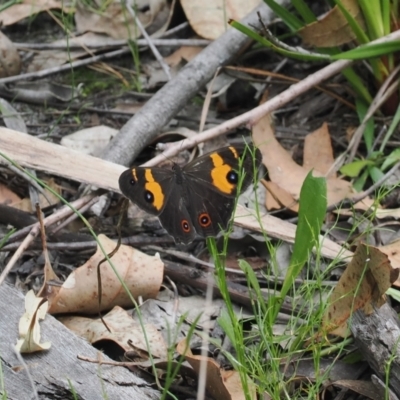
[253,114,353,207]
[180,0,260,40]
[303,123,336,178]
[377,240,400,287]
[322,243,399,337]
[299,0,364,47]
[11,178,61,212]
[15,290,51,353]
[176,338,257,400]
[59,306,167,358]
[75,0,170,40]
[47,234,164,314]
[0,0,62,26]
[0,32,21,78]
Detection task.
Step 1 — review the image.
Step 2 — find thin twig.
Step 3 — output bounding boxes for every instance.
[15,38,210,51]
[0,48,131,85]
[326,161,400,213]
[125,1,171,80]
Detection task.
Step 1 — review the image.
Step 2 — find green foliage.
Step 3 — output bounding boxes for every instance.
[208,171,330,398]
[232,0,400,185]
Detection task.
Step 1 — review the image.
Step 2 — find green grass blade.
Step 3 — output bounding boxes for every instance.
[380,101,400,152]
[331,40,400,60]
[291,0,317,23]
[262,0,305,31]
[341,67,373,103]
[357,0,384,39]
[355,98,374,152]
[230,20,329,61]
[334,0,369,44]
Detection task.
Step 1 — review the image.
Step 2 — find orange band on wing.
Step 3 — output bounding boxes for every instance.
[210,151,237,194]
[144,169,164,211]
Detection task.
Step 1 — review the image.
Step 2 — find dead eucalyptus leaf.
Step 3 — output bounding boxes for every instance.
[176,338,257,400]
[299,0,365,47]
[47,234,164,314]
[59,306,167,358]
[322,243,398,337]
[15,290,51,353]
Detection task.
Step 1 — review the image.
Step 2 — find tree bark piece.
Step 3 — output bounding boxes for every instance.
[0,283,160,400]
[102,1,290,166]
[350,303,400,397]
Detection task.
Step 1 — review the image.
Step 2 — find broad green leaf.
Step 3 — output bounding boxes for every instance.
[340,159,374,177]
[280,172,327,298]
[369,166,384,183]
[353,168,369,191]
[381,148,400,171]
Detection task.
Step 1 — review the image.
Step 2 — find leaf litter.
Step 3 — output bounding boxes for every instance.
[1,1,400,399]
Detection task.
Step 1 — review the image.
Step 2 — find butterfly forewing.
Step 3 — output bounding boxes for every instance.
[118,167,175,216]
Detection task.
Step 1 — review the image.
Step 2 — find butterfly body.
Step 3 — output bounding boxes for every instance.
[119,145,261,244]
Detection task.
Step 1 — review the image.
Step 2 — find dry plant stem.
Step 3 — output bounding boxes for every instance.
[49,194,101,235]
[0,195,96,285]
[326,161,400,213]
[0,48,130,85]
[329,65,400,174]
[15,38,210,50]
[102,1,292,165]
[126,2,171,80]
[347,64,400,162]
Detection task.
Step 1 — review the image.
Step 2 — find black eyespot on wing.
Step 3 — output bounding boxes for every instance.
[145,190,154,203]
[198,213,211,228]
[181,219,191,233]
[226,170,238,184]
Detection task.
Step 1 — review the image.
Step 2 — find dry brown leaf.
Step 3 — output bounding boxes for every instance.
[0,183,21,205]
[298,0,364,47]
[0,0,63,26]
[59,306,167,358]
[180,0,260,40]
[15,290,51,353]
[75,0,170,40]
[0,32,21,77]
[378,240,400,287]
[322,243,399,337]
[164,46,203,67]
[176,338,256,400]
[261,180,299,212]
[47,234,164,314]
[11,178,61,212]
[253,114,353,205]
[303,123,336,177]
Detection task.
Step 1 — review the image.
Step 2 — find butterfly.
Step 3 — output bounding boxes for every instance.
[118,145,262,244]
